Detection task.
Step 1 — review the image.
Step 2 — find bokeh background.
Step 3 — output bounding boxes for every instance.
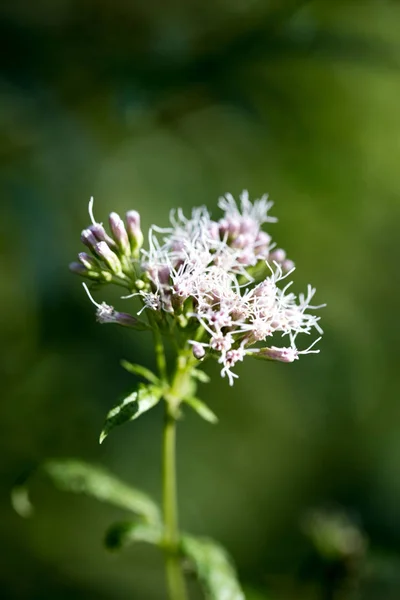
[2,0,400,598]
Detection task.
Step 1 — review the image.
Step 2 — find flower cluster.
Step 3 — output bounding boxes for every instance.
[70,191,324,384]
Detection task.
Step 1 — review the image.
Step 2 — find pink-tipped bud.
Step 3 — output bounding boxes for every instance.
[69,261,87,275]
[192,343,206,360]
[69,262,100,280]
[81,229,98,251]
[255,231,271,256]
[282,259,295,273]
[126,210,144,253]
[78,252,99,270]
[256,346,298,363]
[95,241,122,275]
[109,212,130,256]
[270,248,287,263]
[88,223,117,250]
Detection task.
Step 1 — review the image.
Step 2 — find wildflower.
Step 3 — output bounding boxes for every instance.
[71,191,324,384]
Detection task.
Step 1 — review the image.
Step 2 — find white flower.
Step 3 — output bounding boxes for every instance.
[76,191,324,385]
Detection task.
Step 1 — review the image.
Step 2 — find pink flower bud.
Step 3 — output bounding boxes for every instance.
[126,210,144,253]
[109,212,130,255]
[270,248,286,263]
[192,343,206,360]
[255,231,271,256]
[69,262,100,280]
[69,261,87,275]
[282,259,295,273]
[256,346,298,363]
[78,252,99,270]
[95,242,122,274]
[88,223,117,250]
[81,229,98,251]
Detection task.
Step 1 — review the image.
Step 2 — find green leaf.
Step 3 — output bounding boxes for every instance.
[11,483,33,518]
[105,520,162,550]
[121,360,160,385]
[191,369,211,384]
[181,535,245,600]
[183,396,218,424]
[12,459,161,524]
[100,384,162,443]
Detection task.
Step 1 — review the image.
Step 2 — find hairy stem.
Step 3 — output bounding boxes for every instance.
[163,403,188,600]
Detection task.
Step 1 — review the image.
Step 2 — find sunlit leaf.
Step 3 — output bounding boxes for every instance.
[11,483,33,518]
[100,384,162,443]
[12,459,161,524]
[121,360,160,385]
[183,396,218,424]
[181,535,245,600]
[105,519,162,550]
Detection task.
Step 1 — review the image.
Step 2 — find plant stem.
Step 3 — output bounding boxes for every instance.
[163,403,188,600]
[152,322,168,383]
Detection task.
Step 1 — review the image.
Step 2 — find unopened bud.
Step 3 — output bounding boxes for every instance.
[109,212,130,255]
[282,259,295,273]
[100,271,113,282]
[88,223,117,250]
[69,262,100,280]
[257,231,271,246]
[81,228,98,251]
[95,241,122,274]
[126,210,144,253]
[79,252,99,270]
[255,231,271,256]
[192,343,206,360]
[135,279,146,290]
[256,346,298,363]
[270,248,286,263]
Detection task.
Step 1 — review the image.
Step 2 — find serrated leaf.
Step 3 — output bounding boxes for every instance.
[191,369,211,384]
[121,360,160,385]
[184,396,218,424]
[100,384,162,443]
[12,459,161,524]
[105,519,162,550]
[181,535,245,600]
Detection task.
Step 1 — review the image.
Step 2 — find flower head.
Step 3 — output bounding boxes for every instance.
[71,191,324,384]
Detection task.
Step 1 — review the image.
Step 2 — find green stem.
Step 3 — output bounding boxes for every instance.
[151,316,168,383]
[163,403,188,600]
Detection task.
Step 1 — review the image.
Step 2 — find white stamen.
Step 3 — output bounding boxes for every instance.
[88,196,98,226]
[82,282,102,309]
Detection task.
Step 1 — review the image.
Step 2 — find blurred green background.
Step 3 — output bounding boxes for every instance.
[2,0,400,598]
